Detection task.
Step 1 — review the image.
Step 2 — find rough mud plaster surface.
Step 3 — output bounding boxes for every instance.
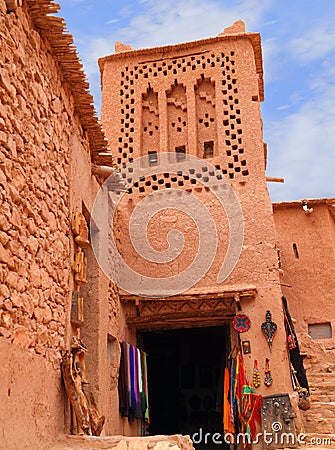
[0,339,64,450]
[100,32,291,394]
[273,203,335,371]
[0,1,91,364]
[99,32,280,295]
[0,2,97,448]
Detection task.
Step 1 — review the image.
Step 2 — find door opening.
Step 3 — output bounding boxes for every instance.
[140,325,230,447]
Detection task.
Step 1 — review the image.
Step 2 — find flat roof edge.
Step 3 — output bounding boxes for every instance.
[273,198,335,209]
[99,32,264,102]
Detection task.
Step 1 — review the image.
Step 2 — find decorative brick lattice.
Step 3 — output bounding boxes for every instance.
[142,87,159,155]
[167,83,188,154]
[195,77,216,158]
[118,66,135,165]
[120,164,226,197]
[220,51,248,178]
[117,49,249,182]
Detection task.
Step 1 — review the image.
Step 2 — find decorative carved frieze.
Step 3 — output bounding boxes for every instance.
[123,287,257,329]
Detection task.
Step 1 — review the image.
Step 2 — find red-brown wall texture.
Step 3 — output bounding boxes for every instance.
[0,2,141,446]
[273,200,335,371]
[99,26,292,395]
[0,2,72,447]
[0,1,113,447]
[2,1,334,447]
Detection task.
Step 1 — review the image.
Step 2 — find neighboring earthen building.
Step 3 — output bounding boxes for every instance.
[0,1,334,449]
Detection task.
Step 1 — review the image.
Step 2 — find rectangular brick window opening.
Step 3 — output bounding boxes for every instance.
[293,243,299,259]
[148,151,158,166]
[203,141,214,158]
[308,322,332,339]
[175,145,186,162]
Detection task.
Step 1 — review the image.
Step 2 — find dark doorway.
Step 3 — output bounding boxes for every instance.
[140,325,230,447]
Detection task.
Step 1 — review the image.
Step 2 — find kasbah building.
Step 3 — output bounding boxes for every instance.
[1,1,335,449]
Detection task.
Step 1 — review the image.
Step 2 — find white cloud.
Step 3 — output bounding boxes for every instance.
[83,0,273,57]
[107,19,120,25]
[261,15,335,88]
[261,19,335,201]
[266,77,335,201]
[126,0,273,47]
[262,36,283,84]
[290,26,335,63]
[77,0,273,111]
[277,105,289,111]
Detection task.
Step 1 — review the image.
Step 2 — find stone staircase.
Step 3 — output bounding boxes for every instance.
[297,368,335,448]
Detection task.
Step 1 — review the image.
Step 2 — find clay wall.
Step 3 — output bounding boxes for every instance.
[0,1,127,446]
[100,29,292,395]
[273,200,335,372]
[0,2,71,445]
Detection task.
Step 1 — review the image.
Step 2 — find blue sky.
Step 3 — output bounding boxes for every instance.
[57,0,335,202]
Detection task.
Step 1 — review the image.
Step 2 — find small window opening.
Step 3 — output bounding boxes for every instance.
[308,322,332,339]
[148,151,158,166]
[293,243,299,259]
[203,141,214,159]
[107,334,118,365]
[175,145,186,162]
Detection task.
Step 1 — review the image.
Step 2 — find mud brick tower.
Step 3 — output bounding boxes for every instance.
[99,20,296,439]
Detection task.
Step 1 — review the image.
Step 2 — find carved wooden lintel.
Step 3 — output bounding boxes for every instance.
[124,288,257,330]
[127,298,234,330]
[121,286,257,304]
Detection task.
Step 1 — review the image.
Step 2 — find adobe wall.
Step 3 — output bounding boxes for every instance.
[100,30,292,395]
[273,201,335,372]
[0,3,72,447]
[0,1,126,446]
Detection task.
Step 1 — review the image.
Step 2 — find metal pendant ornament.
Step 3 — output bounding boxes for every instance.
[261,310,277,352]
[264,358,273,386]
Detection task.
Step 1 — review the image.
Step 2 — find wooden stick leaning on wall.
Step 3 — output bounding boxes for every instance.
[61,351,92,435]
[61,351,105,436]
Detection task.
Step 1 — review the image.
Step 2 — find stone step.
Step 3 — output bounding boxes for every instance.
[309,376,335,383]
[309,379,335,388]
[310,393,335,402]
[309,382,335,395]
[302,419,335,434]
[307,371,335,381]
[303,412,335,420]
[304,423,335,434]
[309,401,335,412]
[302,433,335,447]
[303,411,335,421]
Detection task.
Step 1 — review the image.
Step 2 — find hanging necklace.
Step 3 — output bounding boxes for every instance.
[253,359,261,388]
[264,358,273,386]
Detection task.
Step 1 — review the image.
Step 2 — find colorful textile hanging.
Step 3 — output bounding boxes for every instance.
[240,385,263,441]
[223,366,235,434]
[118,342,149,423]
[229,351,263,446]
[141,350,150,421]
